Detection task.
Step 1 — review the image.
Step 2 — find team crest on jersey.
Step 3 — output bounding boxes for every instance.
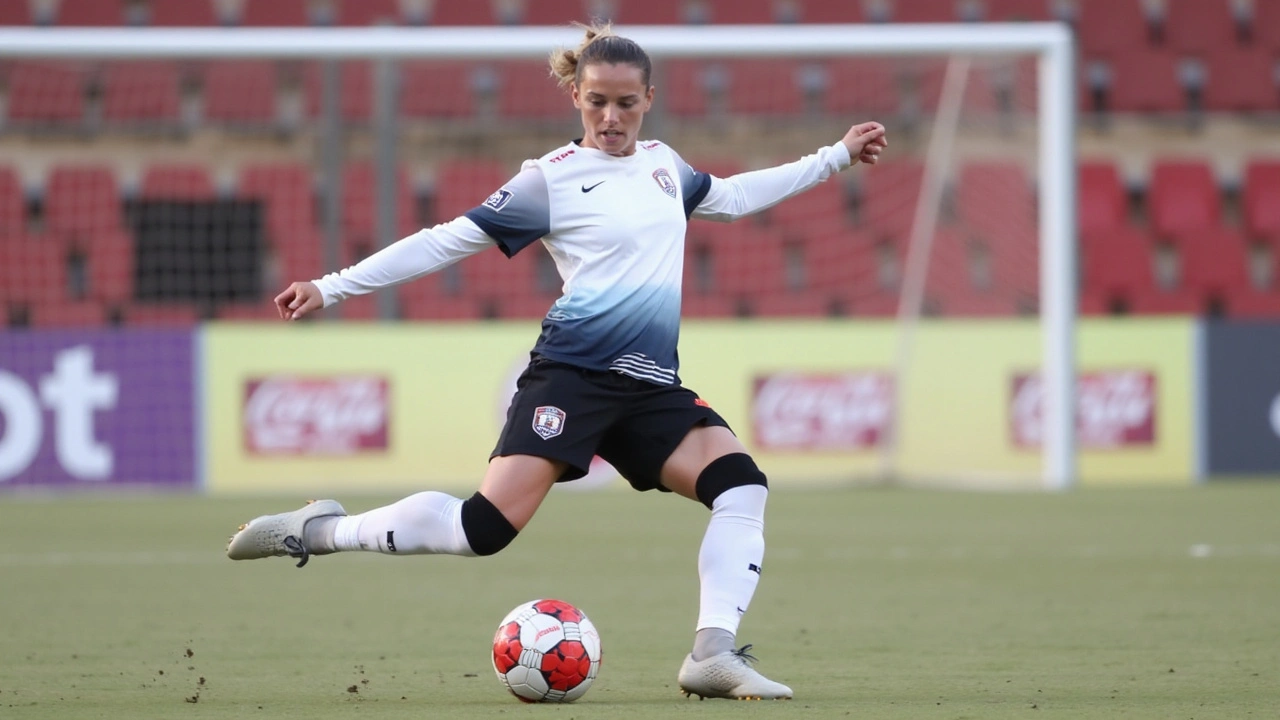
[483,188,514,212]
[652,168,677,198]
[532,405,566,440]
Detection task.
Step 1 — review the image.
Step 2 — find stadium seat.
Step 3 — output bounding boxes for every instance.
[238,162,316,233]
[681,294,743,318]
[956,161,1036,254]
[1080,227,1157,311]
[431,158,514,222]
[799,228,883,294]
[1203,47,1279,112]
[1105,49,1184,113]
[30,301,108,328]
[4,62,86,123]
[216,301,281,321]
[1077,0,1152,54]
[699,0,779,24]
[122,302,202,325]
[859,159,924,244]
[147,0,217,26]
[100,62,182,122]
[457,243,547,299]
[236,0,311,26]
[45,165,125,235]
[334,293,381,320]
[401,61,477,118]
[594,0,686,24]
[723,59,808,115]
[1127,286,1202,315]
[421,0,496,24]
[793,0,866,23]
[202,61,278,124]
[981,0,1052,22]
[750,289,841,317]
[1147,160,1221,239]
[685,222,790,298]
[767,174,849,239]
[1077,160,1128,235]
[1159,0,1239,53]
[1224,287,1280,318]
[341,161,419,252]
[1172,228,1252,310]
[822,57,902,115]
[517,0,593,25]
[1251,0,1280,51]
[0,0,32,24]
[140,164,216,200]
[0,167,24,236]
[304,61,373,122]
[65,229,133,304]
[398,274,489,320]
[497,61,574,118]
[685,157,745,181]
[890,0,960,23]
[0,235,66,304]
[334,0,402,25]
[53,0,125,25]
[271,228,325,286]
[1244,160,1280,242]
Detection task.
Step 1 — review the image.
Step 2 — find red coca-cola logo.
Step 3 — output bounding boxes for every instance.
[243,376,390,455]
[1010,370,1156,449]
[752,372,894,450]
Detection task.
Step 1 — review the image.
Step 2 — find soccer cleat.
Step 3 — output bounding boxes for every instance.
[677,644,793,700]
[226,499,346,568]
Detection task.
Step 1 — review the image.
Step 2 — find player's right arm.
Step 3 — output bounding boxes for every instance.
[277,165,550,321]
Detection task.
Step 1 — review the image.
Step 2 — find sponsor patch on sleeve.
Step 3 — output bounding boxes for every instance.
[483,188,514,212]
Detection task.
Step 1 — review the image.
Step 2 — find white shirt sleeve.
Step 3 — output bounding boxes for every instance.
[692,142,853,222]
[311,217,495,307]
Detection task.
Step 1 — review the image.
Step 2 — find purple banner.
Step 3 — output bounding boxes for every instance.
[0,329,195,488]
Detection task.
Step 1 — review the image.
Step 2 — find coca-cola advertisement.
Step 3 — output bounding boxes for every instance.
[1010,370,1156,449]
[751,372,894,450]
[243,375,390,455]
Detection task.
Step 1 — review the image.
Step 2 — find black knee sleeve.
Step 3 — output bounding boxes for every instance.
[694,453,768,509]
[460,492,519,556]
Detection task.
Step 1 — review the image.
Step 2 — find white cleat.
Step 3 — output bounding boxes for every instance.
[226,499,346,567]
[677,645,793,700]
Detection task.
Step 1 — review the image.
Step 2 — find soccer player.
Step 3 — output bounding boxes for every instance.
[228,22,887,700]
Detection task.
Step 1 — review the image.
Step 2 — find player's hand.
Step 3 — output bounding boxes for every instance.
[841,121,887,166]
[274,281,324,321]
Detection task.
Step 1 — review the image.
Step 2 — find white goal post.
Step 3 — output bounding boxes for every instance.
[0,23,1077,489]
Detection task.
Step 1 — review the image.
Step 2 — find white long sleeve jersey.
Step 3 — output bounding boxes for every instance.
[314,139,852,386]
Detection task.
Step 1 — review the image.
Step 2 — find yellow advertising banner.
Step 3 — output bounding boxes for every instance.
[203,317,1194,495]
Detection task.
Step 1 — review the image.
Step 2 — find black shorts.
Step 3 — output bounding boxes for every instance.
[491,357,731,492]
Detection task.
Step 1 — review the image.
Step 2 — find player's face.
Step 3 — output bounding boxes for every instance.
[572,62,653,157]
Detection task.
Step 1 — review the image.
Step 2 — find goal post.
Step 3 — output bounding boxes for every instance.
[0,23,1077,489]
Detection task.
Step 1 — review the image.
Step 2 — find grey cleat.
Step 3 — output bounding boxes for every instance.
[677,645,793,700]
[226,499,346,567]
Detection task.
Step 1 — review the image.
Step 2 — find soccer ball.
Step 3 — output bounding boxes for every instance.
[491,598,602,703]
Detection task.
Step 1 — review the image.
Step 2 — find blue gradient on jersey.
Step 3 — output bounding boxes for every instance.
[533,284,682,379]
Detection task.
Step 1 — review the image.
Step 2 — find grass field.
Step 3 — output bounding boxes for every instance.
[1,484,1277,719]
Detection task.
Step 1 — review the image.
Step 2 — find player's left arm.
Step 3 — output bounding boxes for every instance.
[686,121,886,223]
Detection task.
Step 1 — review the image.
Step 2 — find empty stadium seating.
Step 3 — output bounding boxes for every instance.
[1078,160,1128,236]
[100,62,182,123]
[0,167,24,236]
[147,0,218,26]
[1158,0,1239,53]
[140,164,216,199]
[4,62,86,124]
[1244,160,1280,242]
[53,0,125,26]
[236,0,311,26]
[202,61,279,124]
[1147,160,1221,239]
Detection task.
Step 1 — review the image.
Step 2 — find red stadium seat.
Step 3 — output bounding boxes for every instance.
[1253,0,1280,52]
[1127,286,1202,315]
[148,0,217,26]
[981,0,1051,21]
[53,0,124,25]
[303,61,373,122]
[424,1,496,24]
[398,273,488,321]
[822,57,902,115]
[701,0,779,24]
[497,61,573,118]
[686,222,790,297]
[1225,287,1280,318]
[30,301,108,328]
[724,59,808,115]
[1160,0,1238,53]
[1173,228,1251,305]
[1147,160,1221,239]
[681,294,742,318]
[237,0,311,26]
[271,228,325,285]
[216,301,281,321]
[596,0,686,24]
[431,158,514,221]
[458,243,547,298]
[66,229,133,304]
[341,162,419,256]
[799,228,883,295]
[767,175,849,240]
[1077,0,1151,54]
[684,157,745,181]
[793,0,866,23]
[0,167,25,236]
[238,162,315,233]
[5,62,86,123]
[1203,47,1279,112]
[401,61,476,118]
[0,235,66,304]
[1106,49,1183,113]
[860,159,924,243]
[890,0,960,23]
[1244,160,1280,242]
[1080,226,1157,308]
[0,0,32,24]
[140,164,216,200]
[101,62,181,122]
[956,161,1036,252]
[517,0,592,25]
[1078,160,1128,235]
[122,303,201,326]
[750,290,841,317]
[45,165,124,235]
[203,61,278,124]
[335,0,401,25]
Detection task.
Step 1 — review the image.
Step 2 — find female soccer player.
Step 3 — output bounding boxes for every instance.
[228,22,887,700]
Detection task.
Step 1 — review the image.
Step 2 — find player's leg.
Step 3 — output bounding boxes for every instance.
[225,455,564,566]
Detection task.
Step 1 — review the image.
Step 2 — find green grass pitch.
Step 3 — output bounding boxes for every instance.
[1,483,1277,719]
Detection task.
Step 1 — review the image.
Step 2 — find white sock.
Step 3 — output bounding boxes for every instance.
[695,484,768,636]
[331,491,476,556]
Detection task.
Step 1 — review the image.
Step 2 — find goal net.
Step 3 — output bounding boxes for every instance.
[0,23,1075,489]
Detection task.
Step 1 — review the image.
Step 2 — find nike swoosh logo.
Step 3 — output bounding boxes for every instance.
[581,181,605,193]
